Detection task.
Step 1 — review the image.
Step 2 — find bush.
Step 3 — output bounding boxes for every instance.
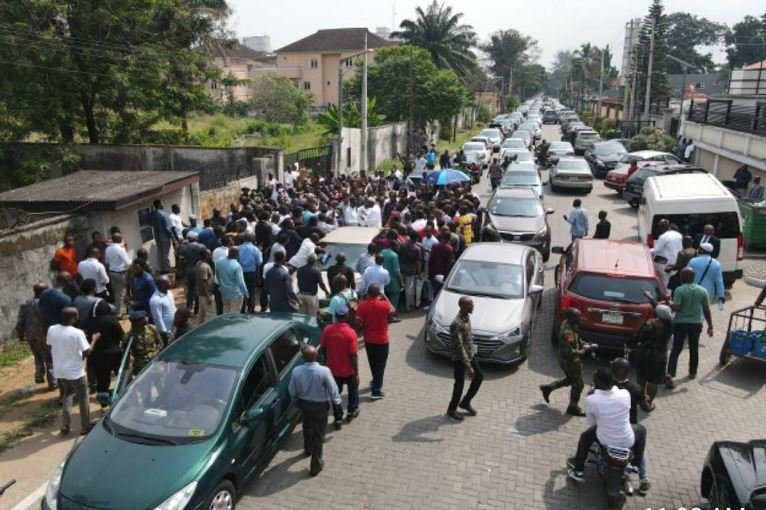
[630,126,675,152]
[144,128,188,145]
[475,103,491,124]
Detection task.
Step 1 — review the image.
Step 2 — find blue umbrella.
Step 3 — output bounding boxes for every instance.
[425,168,471,186]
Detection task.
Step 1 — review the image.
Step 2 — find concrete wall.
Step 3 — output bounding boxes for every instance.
[0,214,89,346]
[199,175,259,220]
[338,122,407,174]
[681,120,766,180]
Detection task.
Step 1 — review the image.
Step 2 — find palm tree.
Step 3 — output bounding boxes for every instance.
[392,1,477,79]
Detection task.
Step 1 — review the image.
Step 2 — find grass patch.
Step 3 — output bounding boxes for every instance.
[435,126,483,153]
[0,340,31,368]
[0,398,59,454]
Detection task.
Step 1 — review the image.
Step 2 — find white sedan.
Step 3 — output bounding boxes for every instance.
[549,157,593,193]
[462,141,490,167]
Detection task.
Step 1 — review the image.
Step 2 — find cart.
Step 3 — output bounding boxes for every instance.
[720,305,766,366]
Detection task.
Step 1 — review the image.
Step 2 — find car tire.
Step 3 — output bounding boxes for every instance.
[629,198,638,208]
[585,187,592,194]
[206,480,236,510]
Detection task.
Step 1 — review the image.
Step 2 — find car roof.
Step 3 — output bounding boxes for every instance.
[575,239,656,277]
[646,173,733,200]
[629,150,668,157]
[159,313,316,368]
[460,242,529,262]
[641,163,706,174]
[492,187,539,199]
[322,226,377,244]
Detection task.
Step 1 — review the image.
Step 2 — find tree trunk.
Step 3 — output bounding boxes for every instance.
[81,93,99,144]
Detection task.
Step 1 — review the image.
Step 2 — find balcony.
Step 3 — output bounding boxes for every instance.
[687,99,766,136]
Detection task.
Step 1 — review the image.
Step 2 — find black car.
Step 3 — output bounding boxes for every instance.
[584,141,627,178]
[701,440,766,510]
[542,111,558,124]
[623,163,707,207]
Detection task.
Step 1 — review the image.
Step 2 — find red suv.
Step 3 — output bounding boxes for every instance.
[551,239,666,351]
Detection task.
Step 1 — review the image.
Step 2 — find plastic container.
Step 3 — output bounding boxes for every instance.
[729,329,755,356]
[752,337,766,359]
[739,201,766,250]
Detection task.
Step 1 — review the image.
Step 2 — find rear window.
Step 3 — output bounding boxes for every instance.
[569,274,660,304]
[651,212,741,239]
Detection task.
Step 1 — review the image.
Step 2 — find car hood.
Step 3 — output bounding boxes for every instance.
[595,153,624,163]
[60,422,214,510]
[716,440,766,505]
[432,289,524,334]
[489,213,544,232]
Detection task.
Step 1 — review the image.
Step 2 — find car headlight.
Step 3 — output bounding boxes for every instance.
[491,327,522,342]
[534,226,548,239]
[153,481,197,510]
[44,458,67,510]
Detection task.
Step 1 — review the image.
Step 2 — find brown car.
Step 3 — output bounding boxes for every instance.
[551,239,667,351]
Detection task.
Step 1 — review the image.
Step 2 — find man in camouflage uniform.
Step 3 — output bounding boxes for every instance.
[124,311,164,374]
[16,282,56,389]
[446,296,484,421]
[539,308,590,416]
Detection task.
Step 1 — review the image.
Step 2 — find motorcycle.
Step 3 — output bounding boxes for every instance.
[468,163,481,184]
[589,444,636,510]
[534,147,553,170]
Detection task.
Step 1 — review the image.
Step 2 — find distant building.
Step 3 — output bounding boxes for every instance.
[208,41,276,103]
[243,35,272,54]
[728,59,766,96]
[668,73,725,100]
[273,28,396,107]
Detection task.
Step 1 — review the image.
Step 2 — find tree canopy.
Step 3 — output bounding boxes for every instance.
[0,0,229,144]
[481,29,543,99]
[250,74,311,127]
[666,12,726,73]
[392,1,477,80]
[725,12,766,69]
[634,0,672,106]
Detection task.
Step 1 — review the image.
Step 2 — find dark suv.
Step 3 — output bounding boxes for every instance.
[543,111,558,124]
[623,164,707,207]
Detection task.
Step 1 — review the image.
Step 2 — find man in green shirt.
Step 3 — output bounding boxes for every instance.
[666,268,713,388]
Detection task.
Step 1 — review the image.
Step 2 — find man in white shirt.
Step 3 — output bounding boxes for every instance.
[414,153,427,173]
[47,307,92,435]
[566,368,647,483]
[105,232,132,316]
[149,276,176,346]
[169,204,184,241]
[359,198,382,228]
[684,141,695,162]
[288,233,320,270]
[285,166,298,188]
[342,198,359,226]
[77,246,110,299]
[650,219,683,286]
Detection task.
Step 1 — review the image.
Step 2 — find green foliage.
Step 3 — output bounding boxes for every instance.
[630,126,675,152]
[0,340,31,368]
[250,74,312,126]
[316,99,385,135]
[666,12,726,73]
[725,13,766,69]
[0,144,81,187]
[375,158,401,175]
[392,1,478,79]
[634,0,672,104]
[475,102,492,124]
[506,94,520,112]
[0,0,228,144]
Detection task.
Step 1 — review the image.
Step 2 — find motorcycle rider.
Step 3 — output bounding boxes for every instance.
[536,139,551,167]
[566,368,647,485]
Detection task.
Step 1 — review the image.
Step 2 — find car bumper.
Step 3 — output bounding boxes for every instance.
[577,329,633,352]
[623,190,641,204]
[604,180,625,191]
[424,328,527,365]
[552,178,593,190]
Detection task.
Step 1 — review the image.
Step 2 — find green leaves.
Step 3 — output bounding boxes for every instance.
[666,12,726,73]
[316,99,385,134]
[250,74,312,127]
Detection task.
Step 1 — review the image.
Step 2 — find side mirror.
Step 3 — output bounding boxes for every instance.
[434,274,445,284]
[545,208,555,215]
[529,284,544,295]
[551,246,564,255]
[241,407,264,426]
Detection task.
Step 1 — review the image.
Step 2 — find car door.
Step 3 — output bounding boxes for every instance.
[229,354,278,480]
[265,327,306,445]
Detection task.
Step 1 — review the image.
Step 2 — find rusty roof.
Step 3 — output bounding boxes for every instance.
[0,170,199,212]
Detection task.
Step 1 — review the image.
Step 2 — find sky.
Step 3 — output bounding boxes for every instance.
[226,0,765,70]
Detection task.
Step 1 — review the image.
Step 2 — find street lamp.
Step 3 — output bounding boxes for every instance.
[336,45,375,176]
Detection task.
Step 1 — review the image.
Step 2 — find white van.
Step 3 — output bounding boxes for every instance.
[638,173,744,287]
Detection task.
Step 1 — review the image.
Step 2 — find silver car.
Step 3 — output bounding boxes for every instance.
[424,243,544,365]
[549,157,593,193]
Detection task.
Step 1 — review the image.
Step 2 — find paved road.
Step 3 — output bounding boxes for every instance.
[239,124,766,510]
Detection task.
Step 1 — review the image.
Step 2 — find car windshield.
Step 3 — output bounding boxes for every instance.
[550,142,572,151]
[464,143,485,151]
[628,169,657,184]
[109,361,238,443]
[513,131,531,139]
[557,160,589,171]
[320,242,368,271]
[446,260,524,299]
[569,274,661,304]
[509,151,532,162]
[502,171,539,185]
[481,129,500,138]
[490,196,541,217]
[595,143,625,156]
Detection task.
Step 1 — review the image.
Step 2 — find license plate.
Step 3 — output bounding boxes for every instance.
[602,312,624,325]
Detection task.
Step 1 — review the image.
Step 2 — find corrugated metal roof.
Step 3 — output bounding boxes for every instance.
[0,170,199,212]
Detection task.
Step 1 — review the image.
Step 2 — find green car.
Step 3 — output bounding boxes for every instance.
[43,313,320,510]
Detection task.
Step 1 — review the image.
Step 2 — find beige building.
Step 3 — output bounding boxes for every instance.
[274,28,396,107]
[208,41,276,103]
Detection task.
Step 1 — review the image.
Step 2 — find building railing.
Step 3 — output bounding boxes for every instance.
[687,99,766,136]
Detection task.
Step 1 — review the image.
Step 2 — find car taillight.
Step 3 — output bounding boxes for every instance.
[561,295,581,312]
[737,232,744,261]
[646,234,654,249]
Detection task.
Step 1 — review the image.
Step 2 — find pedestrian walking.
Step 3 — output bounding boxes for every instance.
[16,282,55,388]
[264,251,299,313]
[665,268,714,388]
[540,308,591,416]
[319,303,360,429]
[104,232,131,316]
[149,276,176,346]
[296,254,329,317]
[238,233,263,313]
[446,296,483,421]
[563,199,589,241]
[399,230,423,312]
[40,273,74,330]
[288,345,342,476]
[85,300,123,410]
[47,307,93,435]
[51,234,78,276]
[195,250,216,324]
[77,247,110,299]
[381,241,403,314]
[488,158,502,190]
[629,304,673,412]
[356,284,395,399]
[216,246,249,314]
[593,210,611,239]
[359,253,390,295]
[124,310,164,374]
[651,219,683,287]
[176,231,206,312]
[688,243,725,308]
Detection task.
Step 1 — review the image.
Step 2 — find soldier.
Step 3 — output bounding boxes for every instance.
[123,311,164,374]
[16,282,55,389]
[446,296,483,421]
[539,308,592,416]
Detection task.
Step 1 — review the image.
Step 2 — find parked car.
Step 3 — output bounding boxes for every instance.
[584,140,628,178]
[485,187,553,261]
[551,239,665,351]
[510,130,533,149]
[549,157,593,193]
[519,121,542,141]
[470,136,492,149]
[622,163,706,207]
[462,141,491,167]
[543,110,559,124]
[604,150,682,194]
[700,440,766,510]
[499,137,528,158]
[503,148,535,166]
[424,243,545,365]
[527,113,542,126]
[480,128,504,147]
[573,129,602,155]
[43,314,321,510]
[499,165,544,199]
[548,141,575,159]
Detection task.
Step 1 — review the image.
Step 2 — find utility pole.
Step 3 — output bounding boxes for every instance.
[597,48,605,120]
[407,45,414,154]
[668,54,696,132]
[621,20,634,123]
[643,18,656,120]
[361,31,368,173]
[337,67,344,177]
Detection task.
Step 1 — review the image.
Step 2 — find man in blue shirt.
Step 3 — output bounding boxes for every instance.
[150,200,175,273]
[39,273,73,328]
[563,199,589,241]
[149,276,176,345]
[264,251,298,313]
[128,259,157,314]
[237,233,263,313]
[215,247,248,314]
[358,254,390,295]
[288,345,341,476]
[687,243,725,307]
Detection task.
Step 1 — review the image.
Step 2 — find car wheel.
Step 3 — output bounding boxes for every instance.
[630,198,638,208]
[585,188,592,194]
[207,480,236,510]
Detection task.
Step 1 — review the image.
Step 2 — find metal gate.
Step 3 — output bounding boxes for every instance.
[284,145,333,177]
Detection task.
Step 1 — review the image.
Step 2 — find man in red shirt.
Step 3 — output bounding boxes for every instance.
[319,303,359,429]
[356,284,395,399]
[51,234,79,276]
[428,229,455,295]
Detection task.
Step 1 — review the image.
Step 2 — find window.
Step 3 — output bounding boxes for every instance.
[237,356,272,416]
[210,82,218,90]
[569,274,660,304]
[270,330,302,376]
[651,212,741,239]
[310,58,318,69]
[303,81,311,91]
[344,58,353,68]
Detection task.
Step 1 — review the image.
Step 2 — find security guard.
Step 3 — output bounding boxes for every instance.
[124,310,164,374]
[539,308,591,416]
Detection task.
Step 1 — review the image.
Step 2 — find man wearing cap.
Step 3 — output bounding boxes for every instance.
[149,276,176,346]
[288,345,341,476]
[124,310,164,374]
[693,224,720,259]
[319,303,360,429]
[687,242,725,308]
